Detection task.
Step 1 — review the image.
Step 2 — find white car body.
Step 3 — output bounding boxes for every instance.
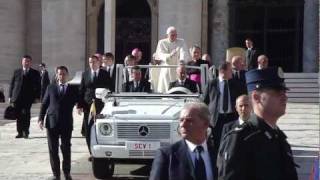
[88,64,209,178]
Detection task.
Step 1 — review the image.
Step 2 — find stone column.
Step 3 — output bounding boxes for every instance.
[208,0,229,66]
[158,0,202,60]
[104,0,115,54]
[0,1,26,82]
[26,0,42,66]
[303,0,319,72]
[42,0,86,77]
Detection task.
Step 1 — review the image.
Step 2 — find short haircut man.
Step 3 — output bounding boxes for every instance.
[217,67,298,180]
[149,102,216,180]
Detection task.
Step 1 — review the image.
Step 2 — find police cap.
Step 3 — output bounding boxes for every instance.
[245,67,289,92]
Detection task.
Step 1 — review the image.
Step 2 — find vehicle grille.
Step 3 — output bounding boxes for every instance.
[117,122,171,139]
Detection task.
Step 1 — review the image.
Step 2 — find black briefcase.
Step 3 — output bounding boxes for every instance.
[4,105,16,120]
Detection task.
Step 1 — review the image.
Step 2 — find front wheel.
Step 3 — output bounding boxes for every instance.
[92,158,115,179]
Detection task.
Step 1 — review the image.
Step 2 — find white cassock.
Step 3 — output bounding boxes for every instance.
[155,38,190,93]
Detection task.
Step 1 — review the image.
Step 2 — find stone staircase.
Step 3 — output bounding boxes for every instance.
[284,73,319,103]
[281,73,319,179]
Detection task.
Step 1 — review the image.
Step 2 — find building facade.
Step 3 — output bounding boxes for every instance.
[0,0,318,86]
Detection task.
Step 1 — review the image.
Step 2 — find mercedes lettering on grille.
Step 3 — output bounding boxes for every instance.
[138,126,149,136]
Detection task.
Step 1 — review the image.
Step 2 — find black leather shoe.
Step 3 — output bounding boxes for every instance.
[64,173,72,180]
[23,134,29,139]
[15,134,23,138]
[88,156,93,162]
[47,175,61,180]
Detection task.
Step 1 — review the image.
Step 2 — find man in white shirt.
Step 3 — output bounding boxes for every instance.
[155,26,190,93]
[102,52,116,92]
[150,102,216,180]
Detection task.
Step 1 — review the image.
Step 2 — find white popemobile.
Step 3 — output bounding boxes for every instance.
[89,64,209,179]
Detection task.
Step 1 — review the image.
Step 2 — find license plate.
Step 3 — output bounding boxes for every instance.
[125,141,160,150]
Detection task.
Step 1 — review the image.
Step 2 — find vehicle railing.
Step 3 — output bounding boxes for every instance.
[115,64,209,94]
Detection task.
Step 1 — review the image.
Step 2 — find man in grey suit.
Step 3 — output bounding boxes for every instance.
[9,55,41,138]
[38,66,79,180]
[149,102,217,180]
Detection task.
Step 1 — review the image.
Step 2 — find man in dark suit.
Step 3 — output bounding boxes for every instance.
[122,65,151,93]
[102,52,116,92]
[9,55,41,138]
[245,38,260,70]
[39,63,50,101]
[38,66,77,180]
[220,94,251,142]
[169,64,198,93]
[150,102,217,180]
[231,56,247,94]
[203,62,246,149]
[217,67,298,180]
[78,55,111,160]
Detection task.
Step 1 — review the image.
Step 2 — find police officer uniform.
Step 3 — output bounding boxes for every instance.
[217,67,298,180]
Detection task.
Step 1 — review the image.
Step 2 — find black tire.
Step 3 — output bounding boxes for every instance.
[92,158,115,179]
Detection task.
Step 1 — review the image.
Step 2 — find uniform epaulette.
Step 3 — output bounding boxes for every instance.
[221,123,250,140]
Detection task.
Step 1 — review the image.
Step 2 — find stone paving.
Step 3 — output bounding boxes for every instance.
[0,102,318,180]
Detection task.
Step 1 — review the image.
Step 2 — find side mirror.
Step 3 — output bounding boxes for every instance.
[95,88,110,99]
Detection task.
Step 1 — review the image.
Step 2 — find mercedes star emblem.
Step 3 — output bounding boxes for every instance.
[138,126,149,136]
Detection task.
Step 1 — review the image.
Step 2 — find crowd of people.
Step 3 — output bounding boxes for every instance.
[7,25,298,180]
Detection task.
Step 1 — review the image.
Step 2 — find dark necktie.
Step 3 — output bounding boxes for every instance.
[106,67,111,77]
[223,80,229,113]
[93,72,97,82]
[60,84,65,96]
[195,146,206,180]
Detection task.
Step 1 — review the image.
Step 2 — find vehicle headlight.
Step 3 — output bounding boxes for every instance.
[99,123,113,136]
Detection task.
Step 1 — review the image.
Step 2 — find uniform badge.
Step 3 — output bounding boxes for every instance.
[264,131,272,139]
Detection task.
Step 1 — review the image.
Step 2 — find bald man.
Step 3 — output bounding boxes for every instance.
[257,54,269,69]
[220,94,252,142]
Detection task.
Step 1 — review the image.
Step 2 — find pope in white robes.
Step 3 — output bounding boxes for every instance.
[155,26,190,93]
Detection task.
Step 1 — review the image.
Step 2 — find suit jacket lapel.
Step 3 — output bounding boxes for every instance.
[175,140,196,179]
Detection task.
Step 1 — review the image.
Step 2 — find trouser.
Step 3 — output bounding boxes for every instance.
[213,112,238,149]
[14,102,32,135]
[82,100,104,154]
[47,128,72,176]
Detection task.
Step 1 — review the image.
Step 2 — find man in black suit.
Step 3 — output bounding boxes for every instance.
[38,66,77,180]
[231,56,247,94]
[168,65,198,93]
[245,38,260,70]
[149,102,217,180]
[78,55,111,160]
[122,65,151,93]
[203,62,246,149]
[39,63,50,101]
[102,52,116,92]
[220,94,251,142]
[9,55,41,138]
